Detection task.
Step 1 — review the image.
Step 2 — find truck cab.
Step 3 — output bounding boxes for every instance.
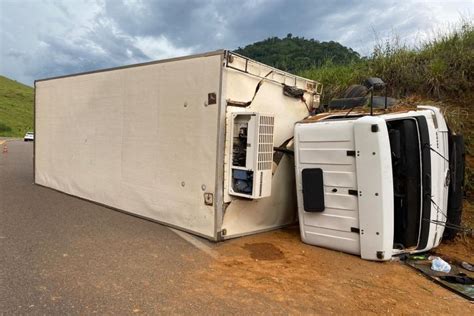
[294,106,450,261]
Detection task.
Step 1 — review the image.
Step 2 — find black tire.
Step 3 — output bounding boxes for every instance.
[343,84,368,98]
[371,96,398,108]
[444,133,465,240]
[328,97,367,110]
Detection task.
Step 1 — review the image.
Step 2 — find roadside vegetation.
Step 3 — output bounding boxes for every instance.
[300,21,473,105]
[0,76,33,138]
[299,21,473,198]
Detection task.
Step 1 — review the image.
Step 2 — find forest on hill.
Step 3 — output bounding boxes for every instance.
[235,34,361,73]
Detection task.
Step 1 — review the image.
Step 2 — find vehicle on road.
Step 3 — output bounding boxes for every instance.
[24,132,34,142]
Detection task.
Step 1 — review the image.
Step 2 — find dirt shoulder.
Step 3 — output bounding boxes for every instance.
[183,226,472,314]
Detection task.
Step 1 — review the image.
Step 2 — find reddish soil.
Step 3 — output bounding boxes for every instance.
[183,226,473,314]
[435,200,474,263]
[435,236,474,263]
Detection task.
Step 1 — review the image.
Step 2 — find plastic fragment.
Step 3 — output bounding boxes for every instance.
[431,257,451,273]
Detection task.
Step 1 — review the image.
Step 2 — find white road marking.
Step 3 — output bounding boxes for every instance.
[169,228,219,259]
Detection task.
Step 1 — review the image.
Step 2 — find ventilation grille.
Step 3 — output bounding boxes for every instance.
[257,115,274,170]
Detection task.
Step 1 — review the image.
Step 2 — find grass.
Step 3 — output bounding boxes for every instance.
[370,22,474,101]
[301,21,473,104]
[300,61,370,104]
[0,76,34,138]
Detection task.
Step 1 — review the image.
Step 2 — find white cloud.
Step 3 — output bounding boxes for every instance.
[133,35,194,60]
[0,0,472,85]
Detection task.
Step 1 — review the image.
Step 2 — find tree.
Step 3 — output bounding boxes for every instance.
[234,36,360,73]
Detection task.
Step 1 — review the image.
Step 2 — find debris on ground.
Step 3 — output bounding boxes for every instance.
[405,254,474,301]
[431,257,452,273]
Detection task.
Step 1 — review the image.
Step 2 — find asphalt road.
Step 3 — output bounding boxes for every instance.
[0,140,218,314]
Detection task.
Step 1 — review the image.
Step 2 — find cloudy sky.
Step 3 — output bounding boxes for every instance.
[0,0,472,85]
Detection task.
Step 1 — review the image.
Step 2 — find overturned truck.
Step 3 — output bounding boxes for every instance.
[35,51,463,261]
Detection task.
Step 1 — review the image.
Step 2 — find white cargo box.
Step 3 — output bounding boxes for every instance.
[34,50,321,240]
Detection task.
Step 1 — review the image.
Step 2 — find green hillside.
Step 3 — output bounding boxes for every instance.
[0,76,34,137]
[235,34,360,73]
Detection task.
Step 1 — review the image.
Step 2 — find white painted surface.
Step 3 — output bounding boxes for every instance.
[353,116,394,260]
[36,53,222,238]
[294,120,360,255]
[294,107,449,261]
[35,51,322,240]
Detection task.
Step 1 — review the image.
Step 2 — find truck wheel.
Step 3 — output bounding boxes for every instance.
[343,84,368,98]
